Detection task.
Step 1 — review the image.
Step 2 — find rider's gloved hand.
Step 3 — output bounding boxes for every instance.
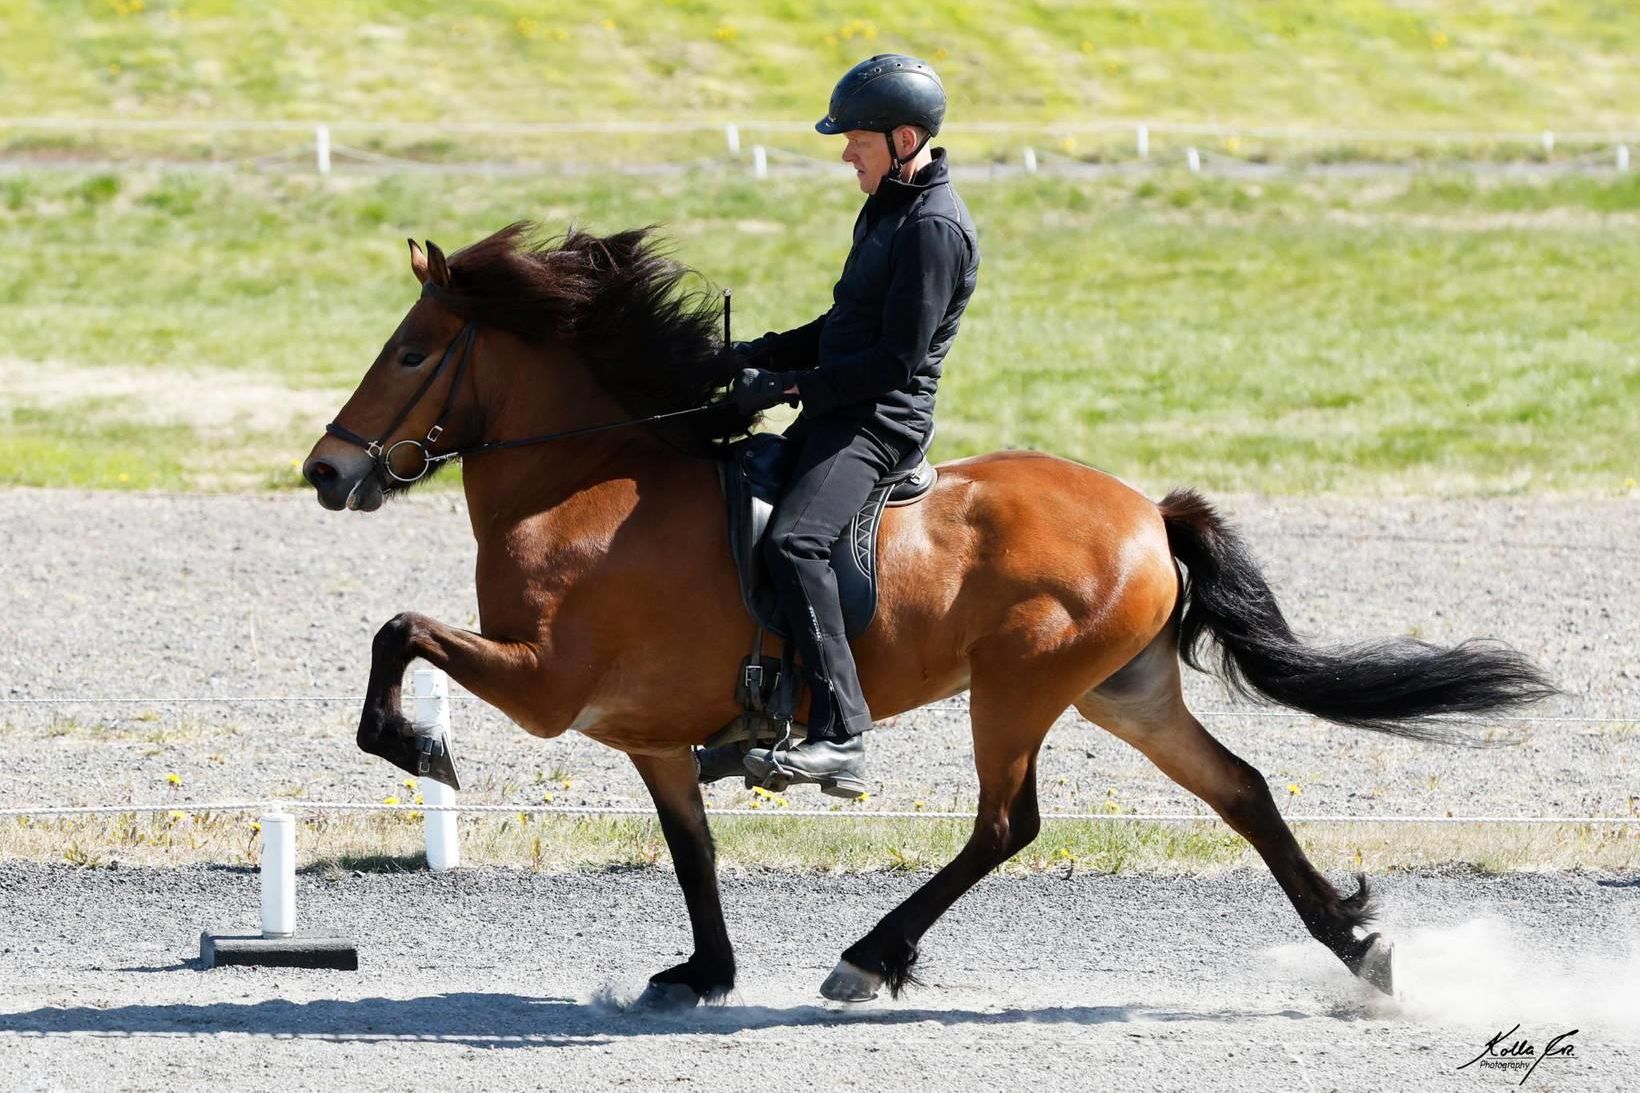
[730,368,800,414]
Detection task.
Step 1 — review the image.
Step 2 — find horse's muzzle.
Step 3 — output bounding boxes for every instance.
[302,449,384,513]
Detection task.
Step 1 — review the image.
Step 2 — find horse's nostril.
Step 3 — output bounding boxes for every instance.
[304,459,337,489]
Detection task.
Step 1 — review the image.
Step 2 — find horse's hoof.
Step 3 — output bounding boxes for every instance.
[634,980,701,1011]
[820,959,882,1003]
[1353,932,1394,996]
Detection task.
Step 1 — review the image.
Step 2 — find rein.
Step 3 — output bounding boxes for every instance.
[324,283,721,484]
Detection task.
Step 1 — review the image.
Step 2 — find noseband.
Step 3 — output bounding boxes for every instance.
[325,283,723,484]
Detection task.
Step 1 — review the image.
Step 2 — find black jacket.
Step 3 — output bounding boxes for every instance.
[746,148,979,449]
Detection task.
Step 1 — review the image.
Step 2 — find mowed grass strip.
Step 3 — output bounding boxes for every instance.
[1,168,1636,493]
[5,811,1636,875]
[4,1,1635,139]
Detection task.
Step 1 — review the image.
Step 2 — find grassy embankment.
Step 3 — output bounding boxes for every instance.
[2,168,1637,495]
[3,0,1636,165]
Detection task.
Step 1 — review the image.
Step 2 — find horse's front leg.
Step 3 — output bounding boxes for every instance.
[359,610,541,787]
[629,749,736,1009]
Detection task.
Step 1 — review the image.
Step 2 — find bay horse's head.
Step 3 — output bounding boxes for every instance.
[302,223,753,513]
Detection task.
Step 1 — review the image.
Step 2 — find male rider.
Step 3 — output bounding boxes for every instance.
[728,54,980,794]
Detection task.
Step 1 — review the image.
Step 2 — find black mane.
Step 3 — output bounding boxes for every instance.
[440,222,753,457]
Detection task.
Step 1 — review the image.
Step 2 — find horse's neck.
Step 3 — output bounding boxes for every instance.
[461,337,672,525]
[460,433,683,534]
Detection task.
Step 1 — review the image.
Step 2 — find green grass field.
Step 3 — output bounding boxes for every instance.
[4,1,1636,134]
[2,167,1636,494]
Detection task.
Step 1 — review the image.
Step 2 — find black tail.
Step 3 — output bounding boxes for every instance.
[1158,489,1556,743]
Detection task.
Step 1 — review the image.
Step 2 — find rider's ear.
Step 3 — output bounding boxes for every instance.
[408,238,430,284]
[425,241,451,288]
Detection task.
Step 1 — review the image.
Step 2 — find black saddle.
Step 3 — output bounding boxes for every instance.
[719,432,937,642]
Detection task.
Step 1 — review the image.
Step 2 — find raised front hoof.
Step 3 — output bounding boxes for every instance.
[357,713,461,790]
[1346,932,1395,996]
[820,959,883,1004]
[633,980,704,1012]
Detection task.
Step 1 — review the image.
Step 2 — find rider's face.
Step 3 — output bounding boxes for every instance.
[841,129,892,194]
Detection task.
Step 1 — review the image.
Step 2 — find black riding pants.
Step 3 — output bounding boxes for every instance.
[761,416,912,742]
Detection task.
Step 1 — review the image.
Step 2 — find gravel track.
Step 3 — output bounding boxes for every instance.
[2,488,1635,819]
[0,862,1636,1091]
[2,487,1639,1090]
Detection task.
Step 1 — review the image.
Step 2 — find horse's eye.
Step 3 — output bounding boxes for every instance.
[400,351,426,367]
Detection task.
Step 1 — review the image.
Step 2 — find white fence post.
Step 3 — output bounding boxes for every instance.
[1136,123,1149,159]
[1022,147,1037,172]
[751,144,768,179]
[1618,144,1630,172]
[413,668,459,872]
[259,809,296,937]
[724,123,740,155]
[1541,129,1555,154]
[314,124,331,175]
[1186,146,1201,173]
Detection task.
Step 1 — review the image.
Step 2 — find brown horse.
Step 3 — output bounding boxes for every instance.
[302,224,1551,1009]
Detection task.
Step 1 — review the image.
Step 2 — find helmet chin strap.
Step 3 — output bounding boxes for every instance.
[883,128,933,186]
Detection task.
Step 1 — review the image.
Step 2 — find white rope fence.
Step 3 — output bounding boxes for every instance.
[3,696,1634,725]
[4,667,1635,828]
[3,801,1635,824]
[1,116,1633,176]
[7,665,1632,945]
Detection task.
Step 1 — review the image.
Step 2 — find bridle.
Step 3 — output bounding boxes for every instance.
[324,283,721,485]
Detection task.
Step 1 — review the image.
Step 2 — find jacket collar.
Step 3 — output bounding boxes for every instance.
[866,147,949,213]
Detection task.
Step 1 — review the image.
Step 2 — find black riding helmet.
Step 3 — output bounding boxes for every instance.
[815,54,946,182]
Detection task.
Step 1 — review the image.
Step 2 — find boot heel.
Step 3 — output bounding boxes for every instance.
[821,776,869,800]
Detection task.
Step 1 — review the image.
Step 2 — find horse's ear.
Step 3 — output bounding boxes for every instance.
[425,241,451,288]
[408,238,430,284]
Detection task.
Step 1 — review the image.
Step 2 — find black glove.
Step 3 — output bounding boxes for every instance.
[730,368,799,414]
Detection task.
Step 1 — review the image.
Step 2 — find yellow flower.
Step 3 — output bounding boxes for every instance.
[383,795,400,805]
[249,821,261,833]
[515,16,539,38]
[601,17,616,30]
[168,810,185,821]
[913,800,926,811]
[541,792,555,803]
[1287,783,1302,796]
[165,772,182,787]
[713,24,737,42]
[934,47,949,60]
[560,777,574,790]
[1080,40,1093,54]
[1431,30,1449,49]
[402,778,416,790]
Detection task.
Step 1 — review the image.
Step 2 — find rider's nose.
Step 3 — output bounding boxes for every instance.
[303,458,337,491]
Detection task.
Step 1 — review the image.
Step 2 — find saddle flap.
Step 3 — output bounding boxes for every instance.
[719,432,936,644]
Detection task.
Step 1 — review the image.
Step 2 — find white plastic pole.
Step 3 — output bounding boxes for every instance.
[724,123,740,155]
[413,667,459,872]
[1136,123,1149,159]
[1022,147,1037,173]
[259,810,296,938]
[315,124,331,175]
[1618,145,1630,172]
[1541,129,1554,154]
[751,144,767,179]
[1186,146,1201,173]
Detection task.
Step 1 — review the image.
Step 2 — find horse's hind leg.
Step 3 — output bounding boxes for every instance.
[1077,638,1394,993]
[821,667,1061,1003]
